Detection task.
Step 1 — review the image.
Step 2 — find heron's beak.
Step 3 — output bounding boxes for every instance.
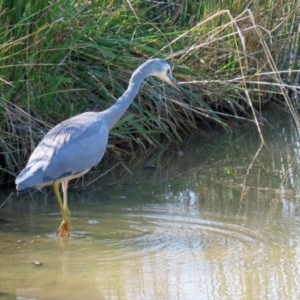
[167,74,189,97]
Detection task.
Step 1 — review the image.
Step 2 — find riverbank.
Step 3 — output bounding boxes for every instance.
[1,0,299,184]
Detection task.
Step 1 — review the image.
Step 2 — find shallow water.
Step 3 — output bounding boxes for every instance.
[2,111,300,299]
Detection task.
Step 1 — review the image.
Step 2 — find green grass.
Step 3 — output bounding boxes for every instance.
[0,0,300,184]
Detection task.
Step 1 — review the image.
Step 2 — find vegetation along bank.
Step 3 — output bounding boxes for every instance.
[0,0,299,184]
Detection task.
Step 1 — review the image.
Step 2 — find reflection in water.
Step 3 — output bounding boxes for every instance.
[2,111,300,299]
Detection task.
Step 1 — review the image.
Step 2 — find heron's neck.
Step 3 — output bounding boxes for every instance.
[101,66,149,130]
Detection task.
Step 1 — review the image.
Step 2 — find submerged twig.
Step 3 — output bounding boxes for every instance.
[239,143,264,203]
[84,162,133,187]
[0,192,13,209]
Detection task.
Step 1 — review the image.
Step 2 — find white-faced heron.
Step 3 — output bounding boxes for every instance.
[15,58,184,237]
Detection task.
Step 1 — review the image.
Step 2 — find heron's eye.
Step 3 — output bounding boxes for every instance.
[166,68,171,76]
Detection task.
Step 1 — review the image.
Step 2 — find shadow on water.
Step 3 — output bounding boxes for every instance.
[2,109,300,299]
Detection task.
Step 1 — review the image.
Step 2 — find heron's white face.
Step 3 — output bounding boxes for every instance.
[152,62,182,92]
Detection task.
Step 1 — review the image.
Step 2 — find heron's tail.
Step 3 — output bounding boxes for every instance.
[16,186,34,194]
[15,165,43,194]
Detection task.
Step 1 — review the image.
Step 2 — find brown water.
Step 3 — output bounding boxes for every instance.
[1,111,300,299]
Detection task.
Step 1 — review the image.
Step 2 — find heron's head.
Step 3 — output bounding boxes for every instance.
[146,59,186,94]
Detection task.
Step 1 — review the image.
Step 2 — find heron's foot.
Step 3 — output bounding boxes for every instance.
[56,219,69,238]
[56,207,70,238]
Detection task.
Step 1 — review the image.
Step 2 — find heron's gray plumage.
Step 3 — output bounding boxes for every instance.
[16,112,108,191]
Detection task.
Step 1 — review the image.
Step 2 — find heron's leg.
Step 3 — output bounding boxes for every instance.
[53,180,70,237]
[62,180,70,217]
[53,181,63,214]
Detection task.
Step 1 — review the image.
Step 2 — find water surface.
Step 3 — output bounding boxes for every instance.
[1,111,300,299]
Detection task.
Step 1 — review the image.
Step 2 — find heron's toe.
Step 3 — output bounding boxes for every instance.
[56,220,69,238]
